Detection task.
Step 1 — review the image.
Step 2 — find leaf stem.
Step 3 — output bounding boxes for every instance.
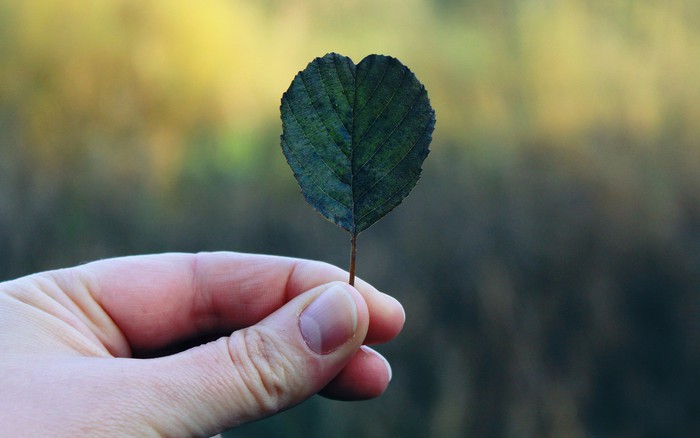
[349,233,357,286]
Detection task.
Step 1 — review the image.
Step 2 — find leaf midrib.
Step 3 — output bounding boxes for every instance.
[350,57,393,234]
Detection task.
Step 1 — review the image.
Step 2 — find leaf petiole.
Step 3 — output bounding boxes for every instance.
[349,233,357,286]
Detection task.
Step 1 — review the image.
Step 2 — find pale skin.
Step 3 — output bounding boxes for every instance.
[0,252,404,437]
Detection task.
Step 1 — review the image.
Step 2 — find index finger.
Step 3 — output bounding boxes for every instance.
[77,252,404,355]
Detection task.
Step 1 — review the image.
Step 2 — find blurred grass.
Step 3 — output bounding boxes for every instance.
[1,0,700,436]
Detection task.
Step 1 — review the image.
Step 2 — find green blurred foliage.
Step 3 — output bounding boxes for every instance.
[1,0,700,436]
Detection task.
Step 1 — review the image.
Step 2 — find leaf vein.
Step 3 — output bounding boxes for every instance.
[300,71,350,165]
[353,67,409,171]
[319,59,352,145]
[282,137,353,211]
[282,96,349,188]
[332,55,353,109]
[353,82,422,180]
[354,59,391,121]
[355,54,374,90]
[355,115,432,207]
[355,174,416,229]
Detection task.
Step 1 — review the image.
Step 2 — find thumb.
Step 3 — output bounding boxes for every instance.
[130,282,369,436]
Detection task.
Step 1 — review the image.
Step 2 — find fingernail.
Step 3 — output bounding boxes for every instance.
[390,294,406,325]
[361,346,393,382]
[299,284,358,354]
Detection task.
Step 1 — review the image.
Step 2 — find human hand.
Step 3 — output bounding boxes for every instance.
[0,252,404,437]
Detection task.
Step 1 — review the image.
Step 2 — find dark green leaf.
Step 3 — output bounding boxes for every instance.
[280,53,435,236]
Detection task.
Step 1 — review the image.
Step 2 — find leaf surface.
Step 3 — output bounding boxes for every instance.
[281,53,435,235]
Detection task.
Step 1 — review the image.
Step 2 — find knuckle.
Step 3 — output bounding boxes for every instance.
[227,326,297,414]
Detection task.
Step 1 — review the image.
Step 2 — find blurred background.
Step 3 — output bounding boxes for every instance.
[1,0,699,436]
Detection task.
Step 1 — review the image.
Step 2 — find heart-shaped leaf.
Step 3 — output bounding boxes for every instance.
[280,53,435,283]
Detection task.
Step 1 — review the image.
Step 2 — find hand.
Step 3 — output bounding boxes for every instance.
[0,252,404,437]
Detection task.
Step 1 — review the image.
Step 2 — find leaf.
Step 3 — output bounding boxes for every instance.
[280,53,435,283]
[281,53,435,234]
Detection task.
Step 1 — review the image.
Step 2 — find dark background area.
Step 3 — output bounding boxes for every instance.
[1,0,699,436]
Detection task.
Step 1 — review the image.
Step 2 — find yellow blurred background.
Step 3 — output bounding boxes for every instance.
[4,0,698,185]
[1,0,699,436]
